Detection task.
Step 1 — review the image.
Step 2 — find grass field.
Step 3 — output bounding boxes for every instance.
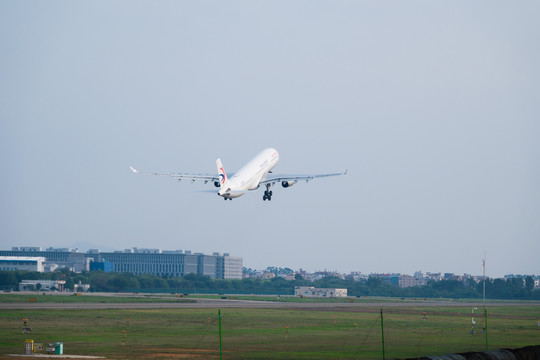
[0,296,538,359]
[0,293,196,304]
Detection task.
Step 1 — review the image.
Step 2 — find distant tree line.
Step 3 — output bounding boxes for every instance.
[1,269,538,300]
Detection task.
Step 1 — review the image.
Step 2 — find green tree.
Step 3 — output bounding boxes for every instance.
[0,271,18,289]
[110,274,140,291]
[525,276,534,292]
[65,277,75,290]
[88,272,109,292]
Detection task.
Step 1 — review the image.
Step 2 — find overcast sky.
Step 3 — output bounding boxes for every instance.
[1,1,538,278]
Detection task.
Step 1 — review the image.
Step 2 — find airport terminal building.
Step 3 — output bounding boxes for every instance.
[0,247,242,279]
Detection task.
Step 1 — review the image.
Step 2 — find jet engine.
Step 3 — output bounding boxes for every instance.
[281,180,297,188]
[214,181,220,188]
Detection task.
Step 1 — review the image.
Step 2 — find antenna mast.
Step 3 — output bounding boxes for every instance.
[482,252,487,334]
[482,252,486,306]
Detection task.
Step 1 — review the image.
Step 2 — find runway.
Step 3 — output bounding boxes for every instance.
[1,297,537,311]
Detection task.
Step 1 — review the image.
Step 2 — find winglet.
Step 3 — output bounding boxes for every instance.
[130,166,138,173]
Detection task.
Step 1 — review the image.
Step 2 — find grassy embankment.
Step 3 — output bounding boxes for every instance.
[0,293,195,304]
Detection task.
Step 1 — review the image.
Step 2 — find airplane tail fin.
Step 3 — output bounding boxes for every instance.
[216,159,231,194]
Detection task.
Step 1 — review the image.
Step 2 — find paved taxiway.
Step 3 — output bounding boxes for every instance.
[2,298,538,310]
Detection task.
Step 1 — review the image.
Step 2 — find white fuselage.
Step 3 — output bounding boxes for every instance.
[219,148,279,198]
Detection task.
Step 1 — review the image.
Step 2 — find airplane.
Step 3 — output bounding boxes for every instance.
[130,148,346,201]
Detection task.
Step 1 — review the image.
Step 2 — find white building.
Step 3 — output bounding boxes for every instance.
[294,286,348,297]
[222,255,243,279]
[19,280,66,291]
[260,272,276,279]
[0,256,46,272]
[74,282,90,292]
[399,274,428,288]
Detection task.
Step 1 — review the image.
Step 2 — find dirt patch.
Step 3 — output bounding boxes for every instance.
[143,353,214,359]
[139,348,221,359]
[294,306,539,320]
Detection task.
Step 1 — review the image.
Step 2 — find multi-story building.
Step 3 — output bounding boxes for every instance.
[98,249,242,279]
[2,248,91,272]
[0,256,46,272]
[371,273,400,286]
[95,250,214,277]
[1,247,242,279]
[399,274,428,288]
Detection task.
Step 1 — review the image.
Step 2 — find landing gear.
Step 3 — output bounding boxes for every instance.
[263,184,273,201]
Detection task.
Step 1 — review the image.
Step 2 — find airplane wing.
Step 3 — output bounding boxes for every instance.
[130,166,219,184]
[260,170,347,185]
